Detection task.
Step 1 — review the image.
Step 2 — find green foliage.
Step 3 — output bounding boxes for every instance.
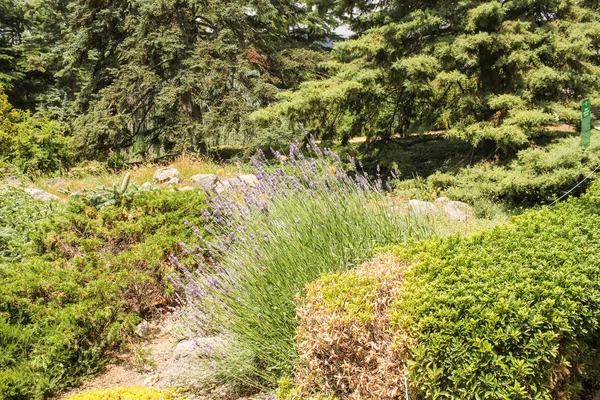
[0,188,209,398]
[0,187,57,262]
[396,133,600,210]
[53,0,331,158]
[385,181,600,398]
[257,0,600,149]
[61,173,138,209]
[0,0,59,109]
[0,86,73,175]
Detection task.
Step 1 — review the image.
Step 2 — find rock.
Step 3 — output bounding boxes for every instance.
[153,167,180,185]
[135,320,152,339]
[435,197,450,204]
[449,200,472,211]
[173,336,226,360]
[217,174,259,192]
[2,175,21,186]
[139,181,154,191]
[179,186,196,191]
[173,340,198,360]
[443,200,472,222]
[45,177,69,189]
[409,199,439,215]
[144,373,160,386]
[236,174,259,187]
[445,202,468,221]
[23,188,61,202]
[189,174,218,191]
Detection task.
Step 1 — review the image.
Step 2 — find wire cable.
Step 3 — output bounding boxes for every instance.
[547,163,600,207]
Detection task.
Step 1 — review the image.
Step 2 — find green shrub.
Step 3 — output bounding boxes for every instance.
[0,187,59,261]
[0,86,73,176]
[392,182,600,398]
[0,189,209,398]
[396,134,600,209]
[293,181,600,399]
[177,142,464,392]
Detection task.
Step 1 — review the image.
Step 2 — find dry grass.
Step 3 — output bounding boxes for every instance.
[293,253,415,400]
[33,154,243,196]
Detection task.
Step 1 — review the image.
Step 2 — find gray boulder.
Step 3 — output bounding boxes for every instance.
[409,199,439,215]
[217,174,259,193]
[189,174,218,191]
[134,320,152,338]
[236,174,259,187]
[2,175,21,186]
[23,188,61,202]
[444,200,472,221]
[153,167,181,185]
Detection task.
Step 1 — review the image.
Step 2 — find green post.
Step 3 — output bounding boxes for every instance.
[581,98,591,149]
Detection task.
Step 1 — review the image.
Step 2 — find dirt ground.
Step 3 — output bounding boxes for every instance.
[57,319,274,400]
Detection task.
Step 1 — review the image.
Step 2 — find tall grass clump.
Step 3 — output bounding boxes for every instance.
[172,139,444,391]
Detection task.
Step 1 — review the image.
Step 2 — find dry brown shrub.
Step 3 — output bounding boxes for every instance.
[294,253,416,400]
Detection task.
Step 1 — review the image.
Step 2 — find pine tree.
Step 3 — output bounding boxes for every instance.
[0,0,64,109]
[256,0,600,149]
[55,0,330,158]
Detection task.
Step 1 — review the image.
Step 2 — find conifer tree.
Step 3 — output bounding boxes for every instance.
[257,0,600,148]
[56,0,330,158]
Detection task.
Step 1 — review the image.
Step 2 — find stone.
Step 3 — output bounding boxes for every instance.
[179,186,196,191]
[45,177,69,189]
[23,188,61,202]
[409,199,439,215]
[144,373,160,386]
[134,320,151,339]
[448,200,472,211]
[217,174,259,192]
[445,202,468,221]
[173,336,226,360]
[173,340,198,360]
[443,200,472,221]
[2,175,21,186]
[236,174,259,187]
[189,174,218,191]
[435,197,450,203]
[153,167,181,185]
[139,182,154,191]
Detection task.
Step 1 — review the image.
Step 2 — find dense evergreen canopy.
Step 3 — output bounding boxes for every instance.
[1,0,333,159]
[3,0,600,157]
[257,0,600,148]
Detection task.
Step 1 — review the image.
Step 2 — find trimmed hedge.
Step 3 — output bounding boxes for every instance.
[290,181,600,399]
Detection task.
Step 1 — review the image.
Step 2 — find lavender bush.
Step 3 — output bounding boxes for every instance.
[171,139,443,391]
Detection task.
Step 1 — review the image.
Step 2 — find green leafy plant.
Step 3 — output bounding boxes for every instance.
[60,173,138,209]
[0,189,209,398]
[175,142,465,392]
[292,180,600,399]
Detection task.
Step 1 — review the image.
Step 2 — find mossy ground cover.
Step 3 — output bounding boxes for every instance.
[0,188,209,399]
[290,181,600,399]
[67,387,183,400]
